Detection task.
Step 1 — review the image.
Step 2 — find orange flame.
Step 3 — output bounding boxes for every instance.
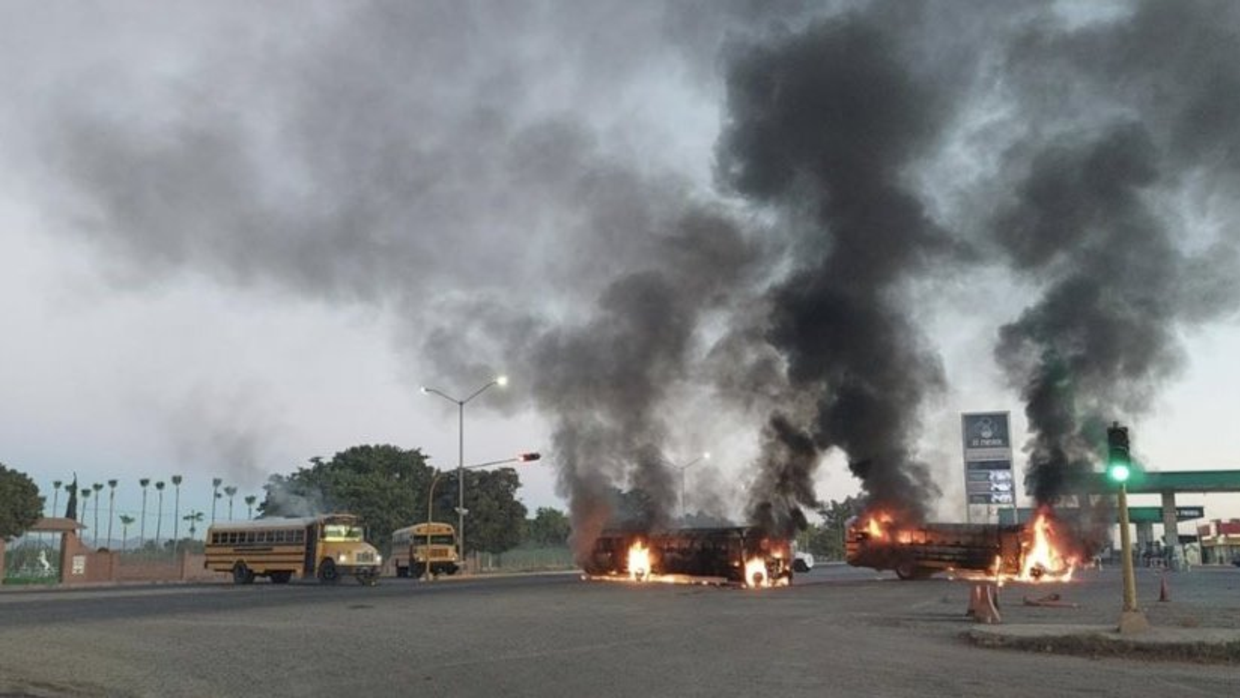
[744,557,767,588]
[863,511,894,541]
[627,540,651,581]
[1017,510,1078,582]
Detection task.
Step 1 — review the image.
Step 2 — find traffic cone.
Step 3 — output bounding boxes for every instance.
[967,582,1002,624]
[1158,573,1170,603]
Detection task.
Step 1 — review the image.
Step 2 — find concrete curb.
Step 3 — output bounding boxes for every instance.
[966,623,1240,664]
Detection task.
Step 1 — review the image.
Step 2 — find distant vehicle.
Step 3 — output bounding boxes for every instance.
[205,513,381,585]
[391,522,460,577]
[793,548,815,573]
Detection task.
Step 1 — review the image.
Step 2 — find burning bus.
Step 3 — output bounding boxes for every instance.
[845,508,1079,582]
[583,526,794,588]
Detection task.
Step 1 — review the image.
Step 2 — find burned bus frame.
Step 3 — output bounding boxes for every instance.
[584,526,794,585]
[845,521,1025,580]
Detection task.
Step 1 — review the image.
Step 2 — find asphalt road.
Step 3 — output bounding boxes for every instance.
[1,564,1238,697]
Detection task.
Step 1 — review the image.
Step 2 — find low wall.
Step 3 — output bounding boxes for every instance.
[112,553,226,583]
[59,532,115,584]
[55,533,227,585]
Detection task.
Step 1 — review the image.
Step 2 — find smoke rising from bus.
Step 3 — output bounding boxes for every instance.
[5,1,1240,555]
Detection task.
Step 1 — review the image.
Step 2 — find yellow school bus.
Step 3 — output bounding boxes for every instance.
[390,522,460,577]
[205,513,382,585]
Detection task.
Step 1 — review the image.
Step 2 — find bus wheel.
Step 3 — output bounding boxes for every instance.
[232,563,254,585]
[270,571,292,584]
[894,561,917,581]
[318,559,339,584]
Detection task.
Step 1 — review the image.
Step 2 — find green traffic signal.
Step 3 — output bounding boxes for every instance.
[1107,462,1131,483]
[1106,421,1132,484]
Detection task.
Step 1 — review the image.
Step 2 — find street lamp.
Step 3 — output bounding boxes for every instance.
[676,452,710,521]
[423,452,540,581]
[421,375,508,570]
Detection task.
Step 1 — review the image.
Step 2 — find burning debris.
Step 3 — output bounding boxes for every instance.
[582,527,793,589]
[847,506,1081,584]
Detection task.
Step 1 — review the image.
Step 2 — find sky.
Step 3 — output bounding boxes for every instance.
[2,0,1240,545]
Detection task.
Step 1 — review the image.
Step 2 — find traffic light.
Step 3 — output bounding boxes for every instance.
[517,452,541,462]
[1106,422,1131,483]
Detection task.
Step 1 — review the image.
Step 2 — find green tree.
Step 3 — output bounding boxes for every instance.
[118,515,136,552]
[223,486,238,520]
[0,463,43,540]
[525,507,570,547]
[809,496,864,560]
[261,445,436,552]
[454,468,526,554]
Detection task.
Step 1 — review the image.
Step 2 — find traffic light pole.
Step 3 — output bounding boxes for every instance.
[1116,482,1149,633]
[1117,483,1138,612]
[1108,420,1148,633]
[423,453,541,582]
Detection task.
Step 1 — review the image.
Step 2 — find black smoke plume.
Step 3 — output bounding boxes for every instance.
[995,1,1240,504]
[716,12,958,529]
[9,1,1240,560]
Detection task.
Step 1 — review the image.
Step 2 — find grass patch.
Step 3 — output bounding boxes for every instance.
[966,630,1240,665]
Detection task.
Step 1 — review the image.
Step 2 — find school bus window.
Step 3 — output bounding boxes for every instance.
[324,524,363,542]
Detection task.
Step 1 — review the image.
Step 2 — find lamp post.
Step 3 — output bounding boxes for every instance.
[423,452,540,581]
[421,375,508,570]
[676,452,710,521]
[106,480,118,548]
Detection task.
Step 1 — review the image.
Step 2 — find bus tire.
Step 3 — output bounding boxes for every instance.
[895,562,934,581]
[270,571,292,584]
[894,561,918,581]
[232,563,254,585]
[318,559,339,584]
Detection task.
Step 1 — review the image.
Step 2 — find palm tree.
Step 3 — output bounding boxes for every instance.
[154,481,166,545]
[91,483,104,546]
[138,478,151,545]
[224,486,238,520]
[211,478,223,523]
[244,495,257,520]
[81,488,92,543]
[171,475,183,555]
[51,480,63,518]
[119,515,135,552]
[106,479,118,548]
